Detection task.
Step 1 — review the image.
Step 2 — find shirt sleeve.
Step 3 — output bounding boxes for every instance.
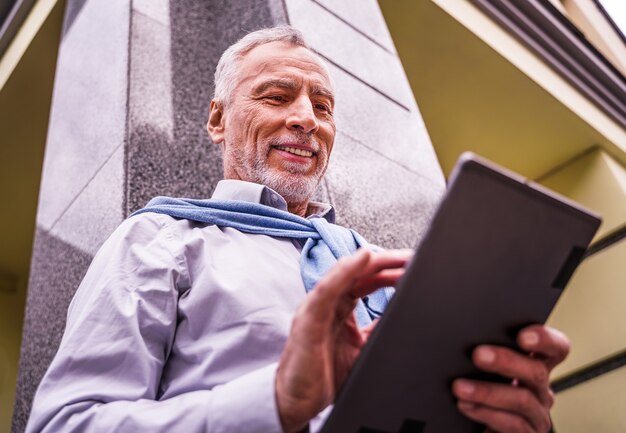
[25,214,284,433]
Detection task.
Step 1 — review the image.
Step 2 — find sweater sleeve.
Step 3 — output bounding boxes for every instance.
[25,214,283,433]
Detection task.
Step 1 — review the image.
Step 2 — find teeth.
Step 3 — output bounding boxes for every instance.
[276,146,313,157]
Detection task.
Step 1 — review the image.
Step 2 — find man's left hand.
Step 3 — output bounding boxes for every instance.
[452,325,570,433]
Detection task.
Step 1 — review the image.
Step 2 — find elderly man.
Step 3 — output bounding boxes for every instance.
[27,26,568,433]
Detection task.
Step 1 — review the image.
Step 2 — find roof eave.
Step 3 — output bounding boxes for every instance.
[471,0,626,130]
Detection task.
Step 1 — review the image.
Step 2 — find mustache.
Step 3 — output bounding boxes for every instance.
[265,132,321,152]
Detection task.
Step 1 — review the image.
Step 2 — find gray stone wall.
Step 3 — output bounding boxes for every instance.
[284,0,445,247]
[12,1,444,431]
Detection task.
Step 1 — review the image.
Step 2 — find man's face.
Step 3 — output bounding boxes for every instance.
[209,41,336,208]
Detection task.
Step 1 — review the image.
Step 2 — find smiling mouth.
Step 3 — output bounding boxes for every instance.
[274,145,314,157]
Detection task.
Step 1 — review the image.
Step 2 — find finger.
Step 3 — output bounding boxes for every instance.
[349,250,412,295]
[457,401,535,433]
[453,379,552,431]
[313,249,371,297]
[358,249,412,276]
[359,319,378,340]
[517,325,570,370]
[307,249,372,323]
[360,249,415,273]
[308,249,410,322]
[353,268,405,294]
[473,345,552,406]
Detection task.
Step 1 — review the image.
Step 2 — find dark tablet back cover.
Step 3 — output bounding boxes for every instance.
[320,153,600,433]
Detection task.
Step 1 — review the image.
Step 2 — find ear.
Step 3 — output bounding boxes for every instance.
[207,99,225,144]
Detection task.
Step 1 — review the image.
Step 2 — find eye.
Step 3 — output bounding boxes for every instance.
[315,103,332,114]
[266,95,287,103]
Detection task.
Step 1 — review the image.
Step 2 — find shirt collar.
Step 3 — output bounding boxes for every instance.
[212,180,335,223]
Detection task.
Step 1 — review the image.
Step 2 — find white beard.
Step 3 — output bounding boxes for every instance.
[252,159,322,204]
[227,132,327,205]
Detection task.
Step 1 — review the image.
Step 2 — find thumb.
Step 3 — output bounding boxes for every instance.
[360,319,379,340]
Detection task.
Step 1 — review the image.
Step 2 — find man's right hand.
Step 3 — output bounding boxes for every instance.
[275,248,412,433]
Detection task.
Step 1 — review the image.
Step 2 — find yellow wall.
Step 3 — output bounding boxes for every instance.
[541,149,626,240]
[0,0,64,430]
[545,149,626,378]
[552,365,626,432]
[0,281,27,432]
[549,239,626,376]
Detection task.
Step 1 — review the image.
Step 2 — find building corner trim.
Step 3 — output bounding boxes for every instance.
[470,0,626,131]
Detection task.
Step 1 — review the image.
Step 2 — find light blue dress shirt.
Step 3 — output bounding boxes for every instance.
[26,180,337,433]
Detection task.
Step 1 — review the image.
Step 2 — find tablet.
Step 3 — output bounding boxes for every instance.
[319,152,601,433]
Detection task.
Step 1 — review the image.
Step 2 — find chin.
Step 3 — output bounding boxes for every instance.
[258,170,321,204]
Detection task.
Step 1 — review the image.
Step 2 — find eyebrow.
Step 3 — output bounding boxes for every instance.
[253,78,335,107]
[253,78,298,95]
[311,84,335,107]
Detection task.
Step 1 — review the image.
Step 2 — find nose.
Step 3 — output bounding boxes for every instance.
[286,95,319,134]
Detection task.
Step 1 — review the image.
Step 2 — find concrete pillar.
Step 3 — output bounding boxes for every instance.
[12,1,444,430]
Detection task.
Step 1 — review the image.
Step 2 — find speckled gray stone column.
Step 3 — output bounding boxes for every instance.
[283,0,445,247]
[12,0,444,431]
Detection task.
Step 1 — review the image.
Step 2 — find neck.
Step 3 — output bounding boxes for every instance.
[288,201,308,218]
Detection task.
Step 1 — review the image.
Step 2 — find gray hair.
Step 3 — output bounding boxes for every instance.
[213,26,311,106]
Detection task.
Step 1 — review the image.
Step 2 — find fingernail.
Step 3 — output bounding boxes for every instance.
[456,380,475,396]
[521,331,540,347]
[476,347,496,364]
